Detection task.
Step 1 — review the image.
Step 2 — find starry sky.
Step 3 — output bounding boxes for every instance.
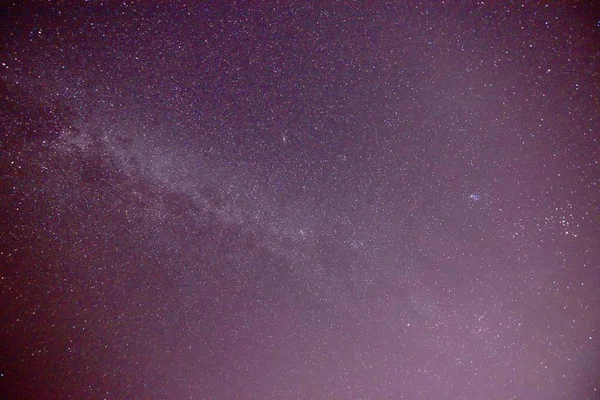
[1,1,599,399]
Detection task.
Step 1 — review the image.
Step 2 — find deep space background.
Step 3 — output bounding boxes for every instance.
[1,1,599,399]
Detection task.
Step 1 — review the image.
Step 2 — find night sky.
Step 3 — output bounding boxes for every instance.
[1,1,599,399]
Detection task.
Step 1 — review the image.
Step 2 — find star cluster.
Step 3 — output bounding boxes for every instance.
[1,2,599,399]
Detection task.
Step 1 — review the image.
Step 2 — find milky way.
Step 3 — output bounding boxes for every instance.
[1,2,599,399]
